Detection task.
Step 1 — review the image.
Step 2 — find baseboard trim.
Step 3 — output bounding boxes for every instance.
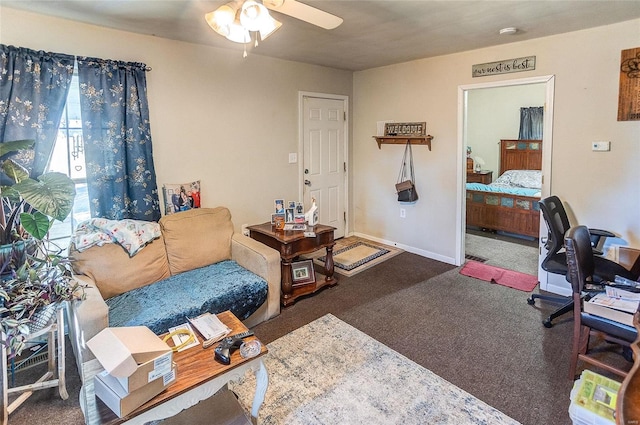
[351,232,457,266]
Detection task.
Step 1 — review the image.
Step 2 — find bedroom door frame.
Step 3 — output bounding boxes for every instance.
[456,75,556,291]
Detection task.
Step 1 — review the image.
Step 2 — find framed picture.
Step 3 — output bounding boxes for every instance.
[285,208,295,223]
[275,199,284,213]
[291,259,315,286]
[162,180,201,215]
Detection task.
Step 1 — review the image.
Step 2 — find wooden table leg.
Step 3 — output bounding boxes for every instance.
[281,259,293,305]
[324,244,335,282]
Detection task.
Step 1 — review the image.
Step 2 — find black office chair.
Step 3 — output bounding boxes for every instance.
[527,195,637,327]
[565,225,637,379]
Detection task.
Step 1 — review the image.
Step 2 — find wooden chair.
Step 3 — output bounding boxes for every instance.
[564,225,637,379]
[616,308,640,424]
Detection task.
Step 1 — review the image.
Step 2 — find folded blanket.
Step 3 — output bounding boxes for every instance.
[71,218,161,256]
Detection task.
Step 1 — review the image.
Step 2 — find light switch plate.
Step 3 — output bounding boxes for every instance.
[592,141,610,151]
[288,153,297,163]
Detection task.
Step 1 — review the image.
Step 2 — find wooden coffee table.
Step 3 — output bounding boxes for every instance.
[247,223,338,306]
[80,311,268,424]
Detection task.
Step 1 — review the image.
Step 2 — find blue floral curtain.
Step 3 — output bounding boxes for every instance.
[77,57,160,221]
[518,106,544,140]
[0,44,74,181]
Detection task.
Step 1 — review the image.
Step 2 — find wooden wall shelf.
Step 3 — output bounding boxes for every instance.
[373,135,433,150]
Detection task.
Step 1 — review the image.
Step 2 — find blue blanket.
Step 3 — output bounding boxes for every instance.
[466,182,540,197]
[106,260,267,335]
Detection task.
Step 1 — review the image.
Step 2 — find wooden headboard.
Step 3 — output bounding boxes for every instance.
[499,139,542,175]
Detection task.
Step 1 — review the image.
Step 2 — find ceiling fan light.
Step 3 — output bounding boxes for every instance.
[205,4,237,36]
[259,16,282,40]
[226,20,251,43]
[240,0,271,32]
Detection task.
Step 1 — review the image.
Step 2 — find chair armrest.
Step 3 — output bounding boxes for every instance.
[67,274,109,379]
[231,233,281,325]
[587,228,616,238]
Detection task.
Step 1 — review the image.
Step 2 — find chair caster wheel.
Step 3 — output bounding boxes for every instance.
[527,298,535,305]
[543,319,553,328]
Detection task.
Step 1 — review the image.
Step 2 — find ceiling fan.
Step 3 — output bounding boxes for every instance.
[205,0,342,52]
[261,0,343,30]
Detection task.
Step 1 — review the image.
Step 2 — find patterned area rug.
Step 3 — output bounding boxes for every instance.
[304,236,403,277]
[229,314,521,425]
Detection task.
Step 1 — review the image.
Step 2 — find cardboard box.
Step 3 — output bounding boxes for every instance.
[94,364,177,418]
[87,326,172,379]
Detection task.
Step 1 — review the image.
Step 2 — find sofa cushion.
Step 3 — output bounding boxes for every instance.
[160,207,234,275]
[70,236,171,300]
[105,260,268,334]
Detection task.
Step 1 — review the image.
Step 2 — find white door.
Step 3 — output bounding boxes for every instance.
[301,95,346,238]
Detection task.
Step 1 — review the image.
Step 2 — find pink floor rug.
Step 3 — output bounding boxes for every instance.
[460,260,539,292]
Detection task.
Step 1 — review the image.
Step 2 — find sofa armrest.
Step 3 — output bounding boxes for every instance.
[67,274,109,379]
[231,233,281,325]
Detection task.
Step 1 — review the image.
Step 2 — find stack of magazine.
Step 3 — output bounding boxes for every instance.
[583,284,640,326]
[188,313,231,343]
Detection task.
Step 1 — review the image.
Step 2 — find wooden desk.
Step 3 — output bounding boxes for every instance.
[617,308,640,425]
[247,223,338,306]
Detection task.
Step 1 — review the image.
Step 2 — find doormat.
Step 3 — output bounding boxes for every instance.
[306,237,402,277]
[460,260,538,292]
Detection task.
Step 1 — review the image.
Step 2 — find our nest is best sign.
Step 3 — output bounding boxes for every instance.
[472,56,536,77]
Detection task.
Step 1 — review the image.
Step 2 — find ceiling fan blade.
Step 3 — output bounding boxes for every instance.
[262,0,343,30]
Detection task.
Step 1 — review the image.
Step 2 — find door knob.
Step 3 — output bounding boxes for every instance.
[304,179,312,186]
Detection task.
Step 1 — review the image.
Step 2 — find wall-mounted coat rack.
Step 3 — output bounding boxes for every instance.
[373,135,433,150]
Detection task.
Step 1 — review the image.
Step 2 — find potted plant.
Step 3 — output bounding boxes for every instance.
[0,139,83,356]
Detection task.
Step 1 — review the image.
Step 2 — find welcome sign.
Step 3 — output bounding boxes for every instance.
[472,56,536,77]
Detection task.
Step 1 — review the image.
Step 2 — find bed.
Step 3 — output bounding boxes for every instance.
[466,139,542,238]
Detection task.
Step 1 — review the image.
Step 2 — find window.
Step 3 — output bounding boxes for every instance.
[46,73,90,242]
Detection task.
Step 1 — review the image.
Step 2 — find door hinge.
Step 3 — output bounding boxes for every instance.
[343,111,346,121]
[343,162,347,172]
[343,211,346,221]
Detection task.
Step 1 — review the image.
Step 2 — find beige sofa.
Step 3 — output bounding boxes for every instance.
[67,207,281,373]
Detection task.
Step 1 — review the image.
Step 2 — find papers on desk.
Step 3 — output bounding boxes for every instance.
[168,323,200,352]
[187,313,231,343]
[583,293,639,326]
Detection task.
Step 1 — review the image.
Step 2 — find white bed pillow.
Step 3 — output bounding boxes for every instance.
[493,170,542,189]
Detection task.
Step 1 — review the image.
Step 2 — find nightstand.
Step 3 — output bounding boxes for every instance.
[467,170,493,184]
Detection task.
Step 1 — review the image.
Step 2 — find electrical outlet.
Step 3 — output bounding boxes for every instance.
[288,153,297,163]
[592,141,610,152]
[400,208,406,218]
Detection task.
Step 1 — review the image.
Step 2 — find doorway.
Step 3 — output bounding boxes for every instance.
[298,92,349,239]
[456,75,556,289]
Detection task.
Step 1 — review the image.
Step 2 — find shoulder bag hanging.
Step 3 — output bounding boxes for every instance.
[395,141,418,202]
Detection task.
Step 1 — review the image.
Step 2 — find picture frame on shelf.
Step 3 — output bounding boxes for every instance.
[271,213,285,224]
[275,199,284,213]
[291,260,315,286]
[285,208,295,223]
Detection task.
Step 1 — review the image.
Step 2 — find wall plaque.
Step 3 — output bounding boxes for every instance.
[472,56,536,78]
[384,122,426,136]
[617,47,640,121]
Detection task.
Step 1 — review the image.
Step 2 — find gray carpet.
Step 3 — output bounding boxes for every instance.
[6,233,631,425]
[466,233,538,276]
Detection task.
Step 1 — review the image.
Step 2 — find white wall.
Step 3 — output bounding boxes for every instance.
[2,7,639,263]
[0,6,353,231]
[354,19,640,263]
[467,84,545,175]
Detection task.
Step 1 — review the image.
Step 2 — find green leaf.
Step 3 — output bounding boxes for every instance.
[1,159,30,184]
[13,172,76,222]
[0,140,34,159]
[20,211,52,241]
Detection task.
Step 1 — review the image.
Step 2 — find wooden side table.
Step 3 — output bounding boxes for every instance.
[247,223,338,306]
[466,170,493,184]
